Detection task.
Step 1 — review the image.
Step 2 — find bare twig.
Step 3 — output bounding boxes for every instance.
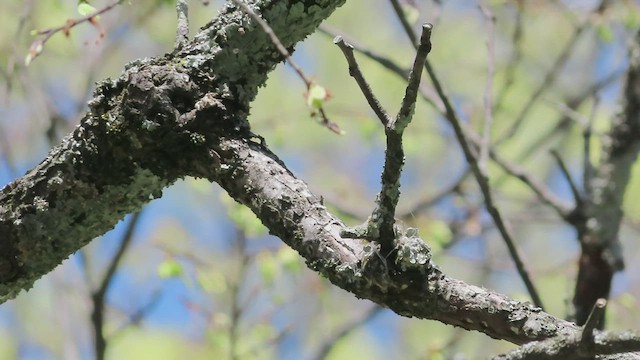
[333,37,392,127]
[92,211,142,360]
[26,0,124,65]
[322,24,574,220]
[319,25,444,111]
[393,23,433,132]
[550,149,583,206]
[478,1,496,173]
[336,24,432,253]
[581,298,607,345]
[231,0,341,133]
[388,0,544,309]
[494,7,589,144]
[494,1,524,113]
[229,229,250,360]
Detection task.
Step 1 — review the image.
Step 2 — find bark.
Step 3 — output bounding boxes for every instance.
[0,0,346,301]
[0,0,639,358]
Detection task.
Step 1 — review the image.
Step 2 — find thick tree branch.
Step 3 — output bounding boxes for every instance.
[2,1,640,358]
[0,0,346,302]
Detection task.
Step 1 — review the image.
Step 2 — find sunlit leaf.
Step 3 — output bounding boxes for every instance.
[596,24,614,42]
[78,2,98,16]
[306,83,329,110]
[157,259,183,278]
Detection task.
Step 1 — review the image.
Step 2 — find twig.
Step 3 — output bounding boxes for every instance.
[231,0,341,133]
[26,0,124,65]
[318,25,409,78]
[175,0,189,50]
[336,24,432,253]
[494,1,524,113]
[319,25,444,112]
[550,150,583,206]
[388,0,544,309]
[91,211,142,360]
[583,96,599,199]
[110,289,163,336]
[478,1,496,173]
[334,37,392,126]
[581,298,607,345]
[393,23,433,132]
[494,1,598,145]
[496,0,607,144]
[321,24,573,220]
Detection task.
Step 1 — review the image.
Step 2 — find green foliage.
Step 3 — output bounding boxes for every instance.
[306,83,329,110]
[77,1,98,17]
[157,259,183,278]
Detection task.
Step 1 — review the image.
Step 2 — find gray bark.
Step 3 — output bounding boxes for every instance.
[1,0,639,358]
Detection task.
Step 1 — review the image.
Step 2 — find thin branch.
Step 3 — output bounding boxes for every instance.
[318,25,409,77]
[229,228,250,360]
[91,211,142,360]
[392,23,433,132]
[318,25,444,112]
[550,150,583,206]
[478,1,496,173]
[336,24,432,253]
[494,1,524,113]
[333,36,392,127]
[388,0,544,309]
[26,0,124,65]
[321,24,573,220]
[231,0,341,133]
[581,298,607,345]
[494,8,589,144]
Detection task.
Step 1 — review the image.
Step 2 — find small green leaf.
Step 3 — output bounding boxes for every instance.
[157,259,183,278]
[306,83,328,110]
[596,24,614,43]
[78,2,97,16]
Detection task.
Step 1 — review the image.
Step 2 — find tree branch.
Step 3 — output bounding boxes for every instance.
[0,0,347,302]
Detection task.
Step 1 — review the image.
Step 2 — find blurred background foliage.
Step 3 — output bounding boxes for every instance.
[1,0,640,359]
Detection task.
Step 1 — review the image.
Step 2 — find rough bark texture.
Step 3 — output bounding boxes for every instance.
[1,0,640,358]
[0,0,346,302]
[572,29,640,328]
